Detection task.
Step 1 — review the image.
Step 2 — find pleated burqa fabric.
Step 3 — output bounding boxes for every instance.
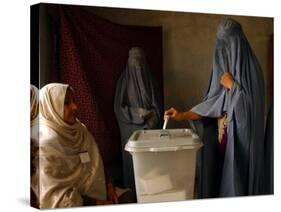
[264,103,273,194]
[190,19,265,197]
[114,47,162,190]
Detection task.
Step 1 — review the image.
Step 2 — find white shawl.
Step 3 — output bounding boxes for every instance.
[30,85,39,206]
[30,84,39,126]
[32,83,106,209]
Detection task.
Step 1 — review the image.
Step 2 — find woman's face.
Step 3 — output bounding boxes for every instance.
[64,88,78,125]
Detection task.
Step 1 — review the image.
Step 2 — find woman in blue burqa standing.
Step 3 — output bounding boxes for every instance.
[114,47,162,192]
[165,18,265,197]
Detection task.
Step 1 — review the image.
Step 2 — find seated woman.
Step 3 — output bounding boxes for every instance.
[30,84,39,207]
[31,83,118,208]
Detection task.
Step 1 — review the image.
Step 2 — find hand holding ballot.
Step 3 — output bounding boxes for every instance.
[164,108,201,121]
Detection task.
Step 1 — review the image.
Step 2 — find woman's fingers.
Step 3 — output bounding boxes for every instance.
[164,108,173,115]
[164,108,179,121]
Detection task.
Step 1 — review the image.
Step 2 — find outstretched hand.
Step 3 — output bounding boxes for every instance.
[164,107,184,121]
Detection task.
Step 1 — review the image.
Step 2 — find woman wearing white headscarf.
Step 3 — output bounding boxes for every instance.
[30,84,39,160]
[32,83,110,208]
[30,84,39,207]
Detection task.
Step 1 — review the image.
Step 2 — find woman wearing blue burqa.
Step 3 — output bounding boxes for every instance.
[114,47,162,192]
[165,18,265,197]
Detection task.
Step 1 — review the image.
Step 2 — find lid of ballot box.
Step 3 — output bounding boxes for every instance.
[125,129,203,152]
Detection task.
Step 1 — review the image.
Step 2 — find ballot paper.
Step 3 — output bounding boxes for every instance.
[139,174,174,195]
[163,115,169,130]
[115,187,131,197]
[139,169,174,195]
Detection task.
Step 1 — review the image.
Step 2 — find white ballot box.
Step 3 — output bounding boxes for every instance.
[125,129,203,203]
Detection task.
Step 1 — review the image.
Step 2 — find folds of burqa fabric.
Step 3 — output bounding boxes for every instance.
[264,103,273,194]
[114,47,162,190]
[190,19,265,197]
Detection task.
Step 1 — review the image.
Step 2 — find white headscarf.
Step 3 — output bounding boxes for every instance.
[30,84,39,126]
[33,83,106,209]
[30,85,39,207]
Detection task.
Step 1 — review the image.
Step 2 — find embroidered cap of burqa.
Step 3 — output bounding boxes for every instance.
[191,19,265,197]
[114,47,161,190]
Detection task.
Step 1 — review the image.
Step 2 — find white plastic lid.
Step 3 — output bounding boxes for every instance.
[125,129,203,152]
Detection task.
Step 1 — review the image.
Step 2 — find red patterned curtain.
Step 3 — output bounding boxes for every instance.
[46,5,163,169]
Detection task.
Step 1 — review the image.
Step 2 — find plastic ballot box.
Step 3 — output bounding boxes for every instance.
[125,129,203,203]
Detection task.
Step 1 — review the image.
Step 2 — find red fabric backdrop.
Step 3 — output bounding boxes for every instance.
[47,4,163,169]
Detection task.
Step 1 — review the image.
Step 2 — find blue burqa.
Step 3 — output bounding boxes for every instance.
[190,19,265,197]
[264,103,273,194]
[114,47,162,190]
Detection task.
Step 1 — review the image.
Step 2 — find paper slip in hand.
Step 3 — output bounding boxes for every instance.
[115,187,131,197]
[163,115,169,130]
[79,152,90,163]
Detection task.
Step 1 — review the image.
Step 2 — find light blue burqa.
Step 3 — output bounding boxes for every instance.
[191,19,265,197]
